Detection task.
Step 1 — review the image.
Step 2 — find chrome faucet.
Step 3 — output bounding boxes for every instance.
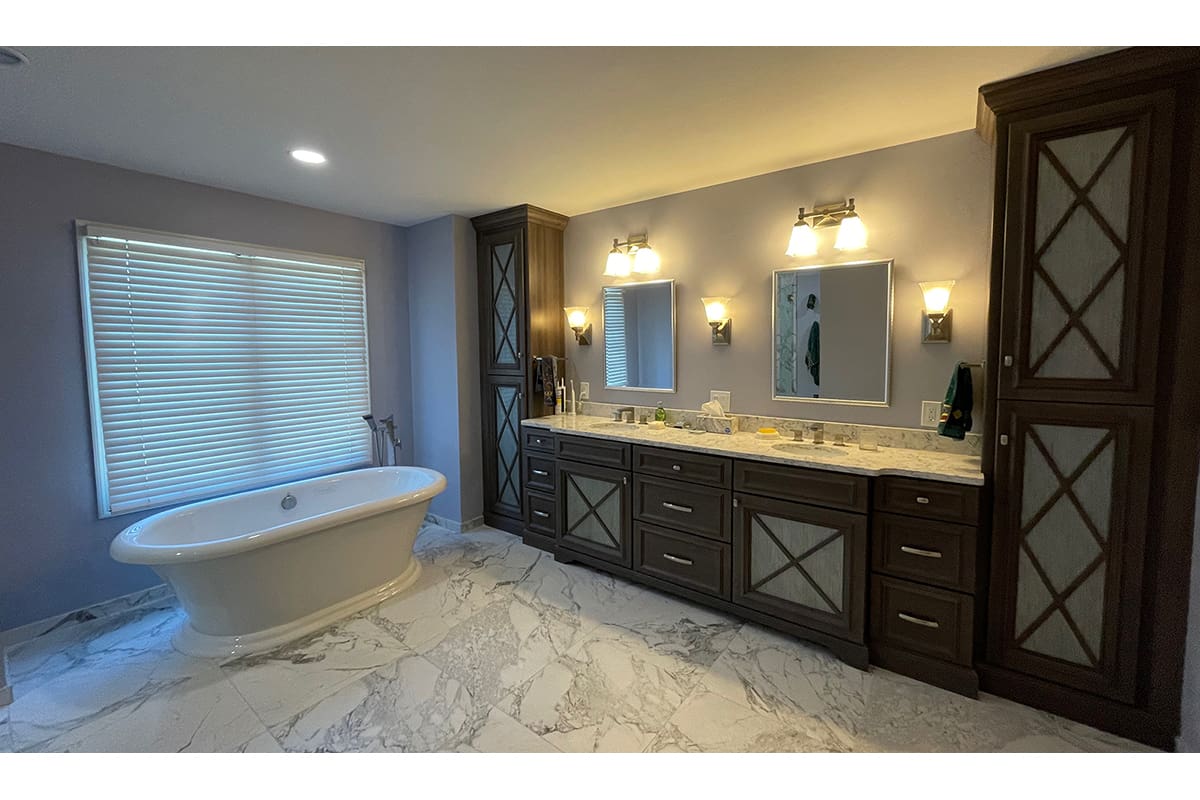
[808,423,825,444]
[615,406,635,422]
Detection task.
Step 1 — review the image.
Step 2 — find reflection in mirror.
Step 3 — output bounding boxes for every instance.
[773,259,893,406]
[603,279,676,392]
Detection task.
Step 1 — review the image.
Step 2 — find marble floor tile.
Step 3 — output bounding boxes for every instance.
[220,616,410,727]
[647,684,848,753]
[269,654,487,753]
[9,649,261,753]
[443,705,561,753]
[510,551,647,632]
[235,727,286,753]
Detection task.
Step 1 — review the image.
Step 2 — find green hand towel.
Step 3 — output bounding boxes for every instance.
[805,321,820,386]
[937,363,974,440]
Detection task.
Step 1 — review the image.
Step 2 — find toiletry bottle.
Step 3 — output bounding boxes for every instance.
[654,402,666,422]
[556,380,564,414]
[569,380,577,416]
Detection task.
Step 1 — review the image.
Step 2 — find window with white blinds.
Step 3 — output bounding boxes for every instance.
[77,222,372,517]
[603,290,628,387]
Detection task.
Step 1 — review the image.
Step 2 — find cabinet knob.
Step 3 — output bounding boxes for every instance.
[1003,355,1013,367]
[915,496,931,504]
[672,464,681,472]
[1000,434,1009,446]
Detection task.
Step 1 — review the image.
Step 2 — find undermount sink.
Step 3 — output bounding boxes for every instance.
[588,421,637,430]
[771,442,848,456]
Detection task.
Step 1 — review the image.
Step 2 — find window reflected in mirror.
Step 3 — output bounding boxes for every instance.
[603,279,676,392]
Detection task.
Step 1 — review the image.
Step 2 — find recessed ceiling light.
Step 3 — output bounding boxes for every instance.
[0,47,29,67]
[289,149,327,165]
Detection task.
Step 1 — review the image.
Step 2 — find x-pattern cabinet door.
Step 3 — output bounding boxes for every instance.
[482,376,525,520]
[557,459,631,567]
[481,229,525,376]
[988,400,1152,702]
[732,493,867,643]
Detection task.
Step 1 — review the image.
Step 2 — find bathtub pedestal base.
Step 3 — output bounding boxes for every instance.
[171,559,423,660]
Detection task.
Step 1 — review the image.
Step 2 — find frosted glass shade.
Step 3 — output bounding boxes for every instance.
[834,214,867,251]
[701,296,731,323]
[786,221,818,257]
[919,280,956,314]
[604,247,631,277]
[564,306,589,328]
[632,245,660,274]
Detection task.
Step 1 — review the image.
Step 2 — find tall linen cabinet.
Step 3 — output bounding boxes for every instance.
[977,48,1200,748]
[473,205,568,533]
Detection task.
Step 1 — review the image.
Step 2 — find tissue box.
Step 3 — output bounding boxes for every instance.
[696,414,738,435]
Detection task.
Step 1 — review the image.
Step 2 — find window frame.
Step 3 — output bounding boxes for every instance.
[76,220,373,518]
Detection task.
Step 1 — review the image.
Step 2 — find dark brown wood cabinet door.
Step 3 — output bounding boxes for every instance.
[997,90,1174,404]
[732,493,867,643]
[987,400,1152,702]
[481,375,525,521]
[556,459,631,567]
[479,228,526,376]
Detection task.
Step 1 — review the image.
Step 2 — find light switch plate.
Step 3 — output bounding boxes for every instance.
[710,390,731,413]
[579,382,590,400]
[921,400,942,428]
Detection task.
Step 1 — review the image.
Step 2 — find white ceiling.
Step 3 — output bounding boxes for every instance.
[0,47,1112,226]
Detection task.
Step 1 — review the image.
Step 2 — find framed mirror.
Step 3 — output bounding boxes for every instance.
[603,278,676,392]
[773,259,893,406]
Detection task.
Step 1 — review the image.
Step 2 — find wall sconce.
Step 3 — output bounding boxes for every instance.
[564,306,592,345]
[701,297,732,346]
[603,234,659,277]
[920,280,956,343]
[785,198,867,256]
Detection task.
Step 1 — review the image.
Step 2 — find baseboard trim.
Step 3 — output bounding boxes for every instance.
[0,583,174,649]
[423,512,486,534]
[0,650,11,707]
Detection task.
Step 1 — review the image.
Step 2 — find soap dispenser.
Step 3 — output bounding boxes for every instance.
[654,402,666,422]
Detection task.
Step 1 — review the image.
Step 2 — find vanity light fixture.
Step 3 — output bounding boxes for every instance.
[603,234,658,277]
[785,198,868,255]
[564,306,592,345]
[701,296,732,346]
[920,280,956,343]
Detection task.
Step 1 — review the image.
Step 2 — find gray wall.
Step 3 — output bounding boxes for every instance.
[0,143,412,631]
[563,131,992,427]
[405,215,482,525]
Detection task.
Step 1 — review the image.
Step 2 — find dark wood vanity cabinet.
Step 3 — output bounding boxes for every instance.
[557,452,633,567]
[473,205,567,535]
[977,48,1200,748]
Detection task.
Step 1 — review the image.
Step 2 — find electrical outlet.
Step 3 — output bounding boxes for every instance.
[579,382,590,400]
[710,390,731,413]
[921,400,942,428]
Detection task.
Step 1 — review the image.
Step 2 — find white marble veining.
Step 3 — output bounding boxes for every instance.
[524,414,985,485]
[0,524,1152,752]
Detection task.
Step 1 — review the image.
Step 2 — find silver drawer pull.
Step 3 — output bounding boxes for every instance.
[532,469,549,477]
[900,545,943,559]
[662,553,694,566]
[662,501,693,513]
[915,496,931,504]
[532,510,550,518]
[672,464,682,472]
[898,612,940,629]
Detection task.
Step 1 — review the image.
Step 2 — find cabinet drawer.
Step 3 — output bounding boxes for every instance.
[874,476,980,525]
[871,513,977,593]
[633,445,732,489]
[634,475,730,542]
[523,428,555,454]
[634,522,730,599]
[524,491,556,537]
[870,575,973,666]
[525,453,556,493]
[733,460,869,513]
[555,434,631,469]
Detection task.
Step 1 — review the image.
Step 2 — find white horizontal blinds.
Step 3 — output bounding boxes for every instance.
[604,291,628,387]
[80,225,372,516]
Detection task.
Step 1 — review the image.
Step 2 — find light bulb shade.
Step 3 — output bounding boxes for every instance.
[701,296,731,324]
[834,213,867,251]
[785,221,819,257]
[604,247,631,277]
[564,306,589,328]
[632,244,660,274]
[919,280,956,314]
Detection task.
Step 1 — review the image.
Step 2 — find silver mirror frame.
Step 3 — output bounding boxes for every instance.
[602,277,677,394]
[770,259,894,407]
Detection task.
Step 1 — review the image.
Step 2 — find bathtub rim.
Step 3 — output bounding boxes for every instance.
[110,466,447,566]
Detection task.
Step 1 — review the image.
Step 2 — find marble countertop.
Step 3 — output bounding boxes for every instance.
[522,414,985,486]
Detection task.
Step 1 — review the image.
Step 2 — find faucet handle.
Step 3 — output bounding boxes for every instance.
[791,428,804,441]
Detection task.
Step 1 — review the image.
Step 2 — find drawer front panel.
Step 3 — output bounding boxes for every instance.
[874,476,980,525]
[525,491,556,537]
[634,475,730,542]
[525,454,556,493]
[523,428,555,454]
[734,460,869,513]
[871,513,977,593]
[870,575,973,665]
[634,522,730,598]
[633,445,732,489]
[555,434,631,469]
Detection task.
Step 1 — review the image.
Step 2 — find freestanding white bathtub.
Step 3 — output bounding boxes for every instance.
[110,467,446,658]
